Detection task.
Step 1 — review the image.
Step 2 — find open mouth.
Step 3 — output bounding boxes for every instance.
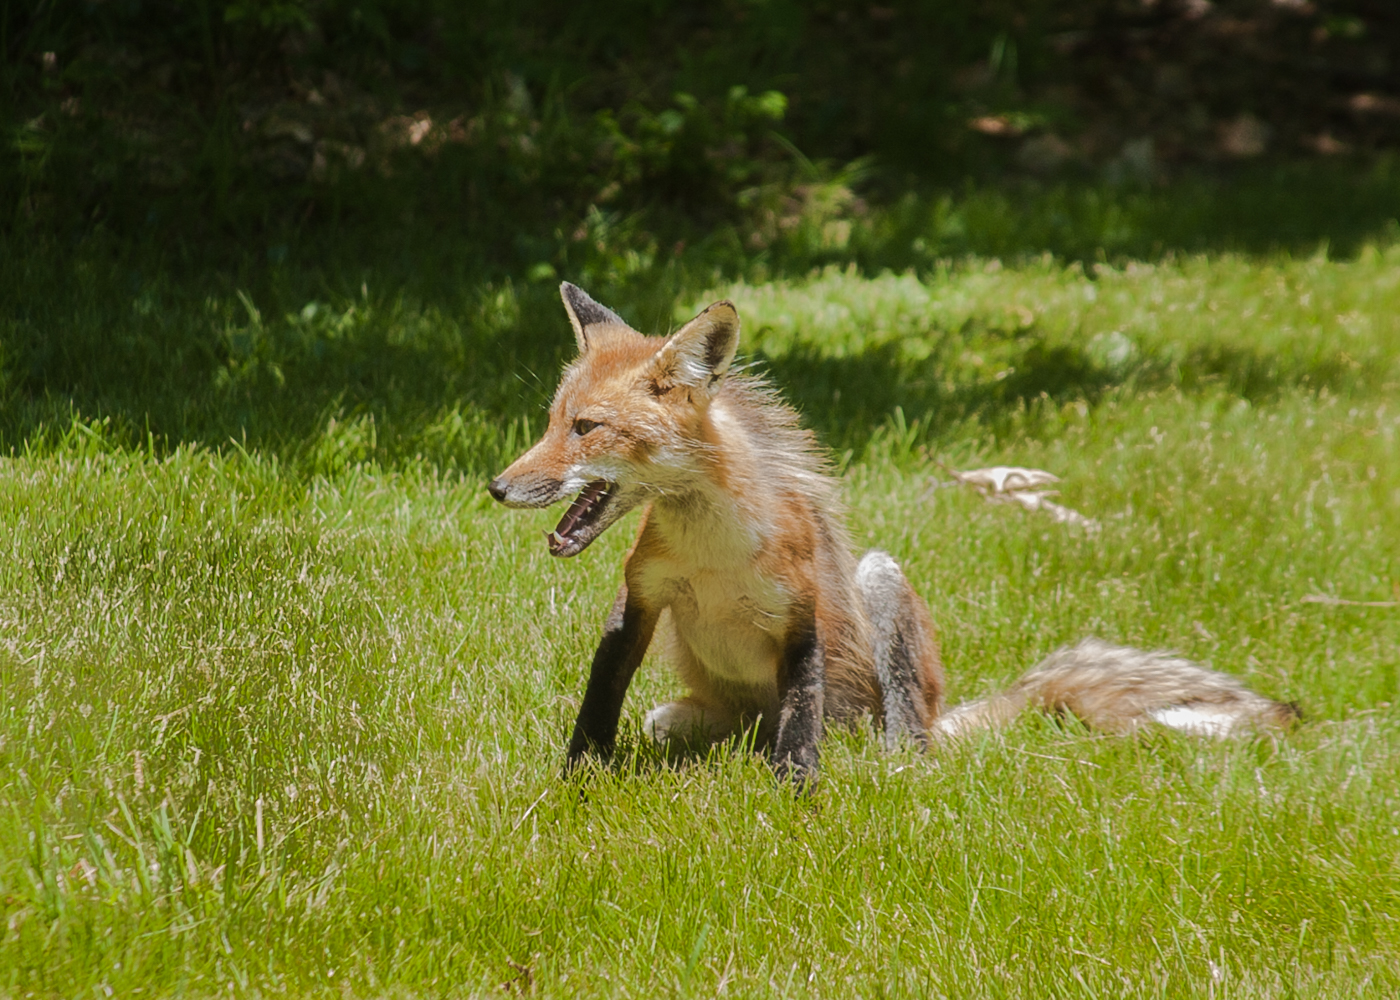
[547,480,617,557]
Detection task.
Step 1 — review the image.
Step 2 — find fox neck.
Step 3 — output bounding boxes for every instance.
[645,398,770,569]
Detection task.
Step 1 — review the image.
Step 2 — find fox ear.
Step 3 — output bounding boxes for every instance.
[650,300,740,393]
[560,282,628,352]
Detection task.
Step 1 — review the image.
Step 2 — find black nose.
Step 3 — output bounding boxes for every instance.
[487,477,508,502]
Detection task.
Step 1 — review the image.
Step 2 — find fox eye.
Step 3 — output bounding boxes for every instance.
[572,417,602,436]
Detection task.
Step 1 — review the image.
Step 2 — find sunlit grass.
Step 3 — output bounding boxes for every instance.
[1,250,1398,997]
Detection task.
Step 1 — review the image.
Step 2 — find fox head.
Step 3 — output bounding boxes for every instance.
[487,282,740,557]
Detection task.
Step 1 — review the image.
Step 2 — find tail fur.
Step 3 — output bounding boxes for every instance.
[933,638,1300,740]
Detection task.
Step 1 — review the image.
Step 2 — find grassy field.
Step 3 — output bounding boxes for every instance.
[2,245,1399,997]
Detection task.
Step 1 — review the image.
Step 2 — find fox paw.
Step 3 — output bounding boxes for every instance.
[644,700,737,746]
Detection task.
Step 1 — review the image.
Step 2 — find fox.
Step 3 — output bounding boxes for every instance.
[487,282,1299,785]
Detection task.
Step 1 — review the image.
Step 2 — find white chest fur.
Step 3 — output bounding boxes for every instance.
[634,417,795,691]
[634,540,791,692]
[665,567,788,687]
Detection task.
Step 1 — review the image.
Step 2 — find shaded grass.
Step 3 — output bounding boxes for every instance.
[697,248,1400,454]
[5,230,1399,471]
[844,161,1400,270]
[2,250,1399,997]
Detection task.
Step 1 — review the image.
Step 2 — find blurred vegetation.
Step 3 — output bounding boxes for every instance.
[3,0,1400,464]
[6,0,1400,255]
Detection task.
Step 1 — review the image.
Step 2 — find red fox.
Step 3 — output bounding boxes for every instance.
[488,283,1298,784]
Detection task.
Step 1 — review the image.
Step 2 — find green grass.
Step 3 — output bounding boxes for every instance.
[2,247,1400,997]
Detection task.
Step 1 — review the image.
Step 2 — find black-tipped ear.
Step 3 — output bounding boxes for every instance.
[649,300,740,393]
[560,282,627,352]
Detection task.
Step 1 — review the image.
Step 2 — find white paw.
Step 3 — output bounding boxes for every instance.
[644,701,733,745]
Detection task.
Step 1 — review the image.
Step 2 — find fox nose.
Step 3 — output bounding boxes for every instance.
[487,477,508,502]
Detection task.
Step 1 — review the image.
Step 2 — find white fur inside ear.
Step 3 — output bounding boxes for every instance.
[661,301,740,387]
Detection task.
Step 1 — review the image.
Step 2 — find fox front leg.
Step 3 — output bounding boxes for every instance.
[566,584,659,767]
[771,611,826,787]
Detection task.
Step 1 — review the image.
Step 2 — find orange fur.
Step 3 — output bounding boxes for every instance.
[489,283,1297,784]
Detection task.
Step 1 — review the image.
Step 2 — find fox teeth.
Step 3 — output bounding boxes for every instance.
[547,530,564,547]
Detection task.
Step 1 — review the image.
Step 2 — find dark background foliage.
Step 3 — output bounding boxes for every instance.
[6,1,1399,255]
[2,0,1399,463]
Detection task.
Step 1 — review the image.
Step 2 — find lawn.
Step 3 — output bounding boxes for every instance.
[2,244,1398,997]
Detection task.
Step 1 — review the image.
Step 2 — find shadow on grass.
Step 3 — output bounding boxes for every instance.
[2,278,1377,470]
[764,333,1374,456]
[842,159,1400,271]
[561,721,784,786]
[2,159,1395,467]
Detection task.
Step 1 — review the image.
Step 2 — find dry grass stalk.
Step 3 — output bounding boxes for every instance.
[943,465,1101,533]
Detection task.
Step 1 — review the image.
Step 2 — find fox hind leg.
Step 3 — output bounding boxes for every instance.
[856,551,945,750]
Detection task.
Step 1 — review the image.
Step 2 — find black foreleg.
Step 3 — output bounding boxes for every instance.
[566,584,659,767]
[771,609,826,787]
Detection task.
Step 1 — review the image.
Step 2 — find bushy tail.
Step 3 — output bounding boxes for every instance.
[933,638,1300,739]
